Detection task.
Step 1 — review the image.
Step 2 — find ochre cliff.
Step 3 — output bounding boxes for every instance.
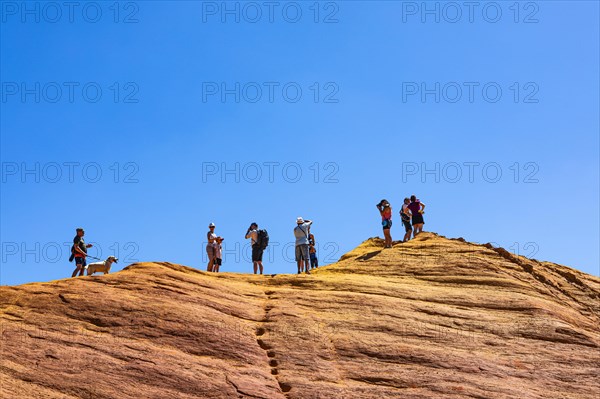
[1,233,599,398]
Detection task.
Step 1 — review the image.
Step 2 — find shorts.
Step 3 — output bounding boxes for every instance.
[295,244,310,262]
[412,214,425,226]
[252,245,264,262]
[207,244,217,258]
[214,258,222,266]
[382,219,392,230]
[403,220,413,232]
[75,257,86,267]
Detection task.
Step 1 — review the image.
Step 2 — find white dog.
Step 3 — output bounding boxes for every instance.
[85,256,118,276]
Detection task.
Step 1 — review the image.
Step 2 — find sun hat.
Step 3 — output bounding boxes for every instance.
[297,217,304,224]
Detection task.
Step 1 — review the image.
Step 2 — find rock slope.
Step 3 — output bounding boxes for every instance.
[1,233,599,398]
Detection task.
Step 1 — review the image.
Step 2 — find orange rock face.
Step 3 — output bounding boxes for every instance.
[1,233,599,398]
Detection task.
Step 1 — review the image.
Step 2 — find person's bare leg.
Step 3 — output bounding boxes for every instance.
[71,266,81,278]
[253,262,258,274]
[414,224,423,237]
[207,256,214,272]
[297,260,302,273]
[304,259,310,273]
[258,262,263,274]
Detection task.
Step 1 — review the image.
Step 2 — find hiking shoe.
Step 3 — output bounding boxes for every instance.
[306,271,311,275]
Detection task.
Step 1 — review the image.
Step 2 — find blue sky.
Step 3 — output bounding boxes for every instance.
[1,1,598,285]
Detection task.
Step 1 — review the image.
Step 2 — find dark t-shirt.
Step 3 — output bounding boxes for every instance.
[73,235,87,257]
[407,202,421,215]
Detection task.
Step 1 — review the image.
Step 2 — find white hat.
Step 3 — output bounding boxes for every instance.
[297,217,304,224]
[208,222,216,227]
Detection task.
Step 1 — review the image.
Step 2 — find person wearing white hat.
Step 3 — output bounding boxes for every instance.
[294,217,313,274]
[206,223,217,272]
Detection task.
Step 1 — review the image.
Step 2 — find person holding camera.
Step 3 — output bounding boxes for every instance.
[245,222,264,275]
[294,217,313,274]
[376,199,393,248]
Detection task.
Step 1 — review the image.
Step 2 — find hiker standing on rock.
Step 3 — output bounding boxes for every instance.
[71,227,92,277]
[206,223,217,272]
[376,199,393,248]
[246,222,265,275]
[400,197,413,242]
[213,237,224,272]
[308,226,318,269]
[294,217,312,274]
[407,195,426,237]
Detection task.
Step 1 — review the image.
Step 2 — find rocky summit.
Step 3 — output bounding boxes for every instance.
[1,232,599,399]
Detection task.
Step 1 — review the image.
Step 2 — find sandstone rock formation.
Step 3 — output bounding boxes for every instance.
[1,233,599,398]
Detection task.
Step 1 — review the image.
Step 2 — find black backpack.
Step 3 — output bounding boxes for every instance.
[400,208,411,222]
[256,229,269,249]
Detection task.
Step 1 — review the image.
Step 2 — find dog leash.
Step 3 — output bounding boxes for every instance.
[86,255,102,260]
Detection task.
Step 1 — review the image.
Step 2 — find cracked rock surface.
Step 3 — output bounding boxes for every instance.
[1,233,599,398]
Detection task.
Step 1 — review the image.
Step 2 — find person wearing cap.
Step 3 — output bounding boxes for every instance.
[376,199,393,248]
[206,223,217,272]
[294,217,313,274]
[245,222,263,275]
[71,228,92,277]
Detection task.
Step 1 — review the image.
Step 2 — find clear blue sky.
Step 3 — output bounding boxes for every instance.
[1,1,598,285]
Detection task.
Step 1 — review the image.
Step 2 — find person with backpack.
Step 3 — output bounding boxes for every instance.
[400,197,413,242]
[245,222,266,275]
[308,226,318,269]
[376,199,393,248]
[294,217,312,274]
[407,195,426,237]
[206,223,217,272]
[71,227,92,277]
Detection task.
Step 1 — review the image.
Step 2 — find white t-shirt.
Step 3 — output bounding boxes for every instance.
[207,232,217,247]
[294,222,312,246]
